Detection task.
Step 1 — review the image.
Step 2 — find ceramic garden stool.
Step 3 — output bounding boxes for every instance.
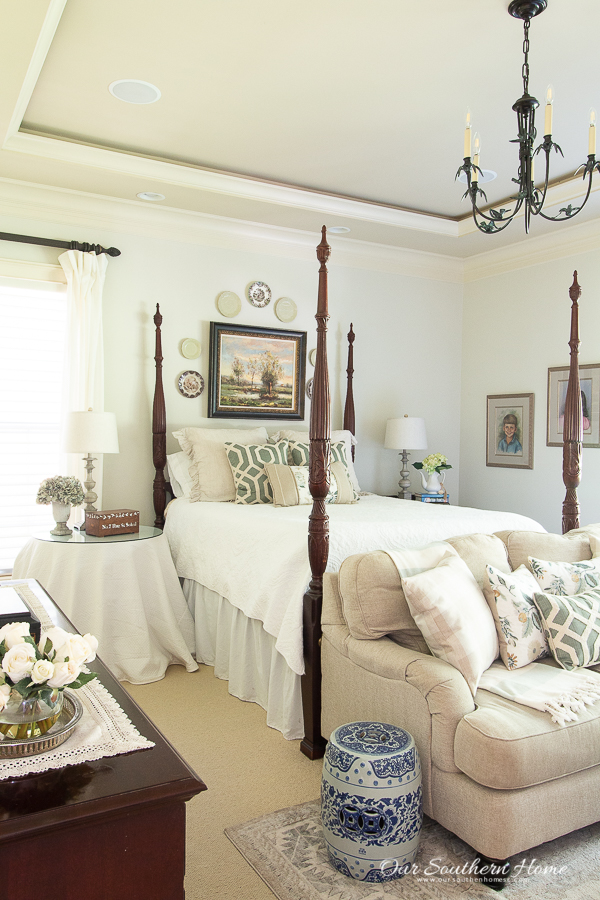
[321,721,422,883]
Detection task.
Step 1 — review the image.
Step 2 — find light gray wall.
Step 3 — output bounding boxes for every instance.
[460,250,600,533]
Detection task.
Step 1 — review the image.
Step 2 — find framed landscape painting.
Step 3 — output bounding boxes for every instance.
[486,393,534,469]
[209,322,306,419]
[547,364,600,448]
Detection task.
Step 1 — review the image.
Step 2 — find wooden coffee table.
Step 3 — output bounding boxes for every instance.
[0,579,206,900]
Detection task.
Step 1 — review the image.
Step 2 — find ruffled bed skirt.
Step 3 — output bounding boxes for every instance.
[182,579,304,740]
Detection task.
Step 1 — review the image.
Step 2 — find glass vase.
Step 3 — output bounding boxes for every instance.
[0,689,63,740]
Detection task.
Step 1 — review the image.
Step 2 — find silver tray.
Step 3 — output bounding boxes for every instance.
[0,690,83,758]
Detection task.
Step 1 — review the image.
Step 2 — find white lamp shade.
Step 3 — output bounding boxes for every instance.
[384,417,428,451]
[63,411,119,454]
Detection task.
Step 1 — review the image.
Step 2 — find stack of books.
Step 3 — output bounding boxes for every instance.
[412,492,450,504]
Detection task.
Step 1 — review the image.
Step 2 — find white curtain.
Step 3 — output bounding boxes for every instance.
[59,250,109,513]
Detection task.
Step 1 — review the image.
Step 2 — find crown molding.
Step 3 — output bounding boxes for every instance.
[0,178,465,283]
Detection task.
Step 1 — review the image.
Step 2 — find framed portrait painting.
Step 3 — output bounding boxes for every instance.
[547,364,600,448]
[486,393,534,469]
[209,322,306,419]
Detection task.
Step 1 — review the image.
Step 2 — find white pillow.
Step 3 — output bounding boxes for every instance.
[275,429,360,491]
[485,564,550,670]
[529,556,600,596]
[166,452,194,499]
[402,555,499,695]
[173,426,268,502]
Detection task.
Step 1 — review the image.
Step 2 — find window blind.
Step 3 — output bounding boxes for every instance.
[0,284,67,569]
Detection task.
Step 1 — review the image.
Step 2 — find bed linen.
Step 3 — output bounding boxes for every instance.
[165,494,545,676]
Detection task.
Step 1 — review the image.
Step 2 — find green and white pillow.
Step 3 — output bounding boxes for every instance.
[288,441,359,501]
[529,556,600,597]
[224,441,288,505]
[264,464,338,506]
[532,588,600,670]
[485,564,550,670]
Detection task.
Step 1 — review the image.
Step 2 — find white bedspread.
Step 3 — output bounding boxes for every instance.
[165,494,545,676]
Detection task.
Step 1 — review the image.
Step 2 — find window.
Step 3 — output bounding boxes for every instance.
[0,284,67,569]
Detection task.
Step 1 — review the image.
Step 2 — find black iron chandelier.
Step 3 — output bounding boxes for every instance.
[456,0,599,234]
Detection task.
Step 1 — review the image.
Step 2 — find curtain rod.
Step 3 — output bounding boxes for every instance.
[0,231,121,257]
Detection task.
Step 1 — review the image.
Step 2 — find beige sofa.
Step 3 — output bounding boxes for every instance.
[321,525,600,863]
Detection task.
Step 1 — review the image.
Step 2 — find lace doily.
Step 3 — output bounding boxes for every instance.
[0,582,154,779]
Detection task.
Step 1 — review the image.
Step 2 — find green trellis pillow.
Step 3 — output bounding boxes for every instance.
[485,564,550,670]
[529,556,600,596]
[288,441,359,501]
[224,441,288,505]
[532,588,600,670]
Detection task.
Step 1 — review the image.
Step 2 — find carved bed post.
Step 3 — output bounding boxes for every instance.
[562,272,582,534]
[152,304,168,529]
[300,226,331,760]
[344,324,356,460]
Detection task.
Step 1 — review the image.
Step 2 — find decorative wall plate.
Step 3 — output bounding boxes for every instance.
[247,281,272,307]
[275,296,297,323]
[308,348,317,367]
[217,291,242,318]
[177,370,204,398]
[306,377,313,400]
[180,338,201,359]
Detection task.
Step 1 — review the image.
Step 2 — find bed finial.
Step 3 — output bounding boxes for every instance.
[344,324,356,459]
[562,271,582,534]
[153,303,167,529]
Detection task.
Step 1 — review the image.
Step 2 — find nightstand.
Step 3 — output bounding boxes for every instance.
[12,526,198,683]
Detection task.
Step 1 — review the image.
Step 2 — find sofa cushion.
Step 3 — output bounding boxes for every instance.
[455,672,600,789]
[533,588,600,670]
[401,555,499,695]
[338,550,434,654]
[444,532,511,588]
[485,564,550,669]
[494,530,591,571]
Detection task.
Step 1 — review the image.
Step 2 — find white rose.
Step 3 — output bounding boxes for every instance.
[0,683,11,712]
[0,621,31,649]
[2,643,36,682]
[54,634,92,666]
[81,634,98,663]
[47,660,81,689]
[30,658,55,685]
[39,626,70,657]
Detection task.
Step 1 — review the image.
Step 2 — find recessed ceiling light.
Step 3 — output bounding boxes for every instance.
[109,80,161,104]
[137,191,165,202]
[328,226,351,234]
[457,169,497,184]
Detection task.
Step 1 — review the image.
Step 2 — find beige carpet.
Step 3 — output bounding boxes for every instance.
[226,799,600,899]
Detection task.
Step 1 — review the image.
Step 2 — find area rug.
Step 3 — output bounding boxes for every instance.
[225,799,600,900]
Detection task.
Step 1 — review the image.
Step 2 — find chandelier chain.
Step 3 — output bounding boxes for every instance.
[522,20,530,94]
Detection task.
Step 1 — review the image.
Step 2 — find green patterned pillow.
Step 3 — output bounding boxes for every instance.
[529,556,600,596]
[288,441,359,501]
[532,588,600,670]
[224,441,288,505]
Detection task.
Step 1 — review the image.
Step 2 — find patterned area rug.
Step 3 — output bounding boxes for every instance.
[225,800,600,900]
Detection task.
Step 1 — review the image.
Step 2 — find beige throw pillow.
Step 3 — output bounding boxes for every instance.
[264,461,357,507]
[402,555,499,695]
[173,426,268,502]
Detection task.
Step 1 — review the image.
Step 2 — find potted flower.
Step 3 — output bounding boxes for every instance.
[36,475,85,536]
[413,453,452,494]
[0,622,98,740]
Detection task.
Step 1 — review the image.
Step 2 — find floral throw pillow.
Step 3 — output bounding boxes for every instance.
[485,564,550,670]
[529,556,600,597]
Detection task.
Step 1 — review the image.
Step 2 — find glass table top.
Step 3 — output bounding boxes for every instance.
[33,525,162,544]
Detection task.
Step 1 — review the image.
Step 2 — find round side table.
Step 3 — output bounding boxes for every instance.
[321,721,422,882]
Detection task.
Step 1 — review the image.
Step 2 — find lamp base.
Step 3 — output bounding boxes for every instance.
[80,453,99,532]
[397,450,412,500]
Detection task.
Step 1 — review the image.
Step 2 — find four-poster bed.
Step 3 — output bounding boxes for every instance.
[151,229,582,759]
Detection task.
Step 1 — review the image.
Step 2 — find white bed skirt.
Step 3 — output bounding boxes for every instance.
[182,579,304,740]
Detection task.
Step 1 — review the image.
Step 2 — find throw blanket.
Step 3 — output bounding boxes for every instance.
[479,660,600,726]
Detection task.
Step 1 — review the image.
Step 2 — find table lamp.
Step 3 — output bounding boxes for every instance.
[63,410,120,526]
[384,416,428,499]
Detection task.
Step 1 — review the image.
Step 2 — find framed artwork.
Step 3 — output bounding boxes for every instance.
[486,393,534,469]
[208,322,306,419]
[547,364,600,448]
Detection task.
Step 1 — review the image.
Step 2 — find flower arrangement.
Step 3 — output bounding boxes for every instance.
[0,622,97,712]
[36,475,85,507]
[413,453,452,474]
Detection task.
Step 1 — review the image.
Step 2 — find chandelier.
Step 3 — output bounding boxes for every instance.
[456,0,599,234]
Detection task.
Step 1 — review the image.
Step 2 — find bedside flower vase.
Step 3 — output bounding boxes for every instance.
[0,689,63,740]
[420,470,445,495]
[51,501,72,536]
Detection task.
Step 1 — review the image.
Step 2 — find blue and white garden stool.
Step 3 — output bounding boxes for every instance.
[321,721,422,883]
